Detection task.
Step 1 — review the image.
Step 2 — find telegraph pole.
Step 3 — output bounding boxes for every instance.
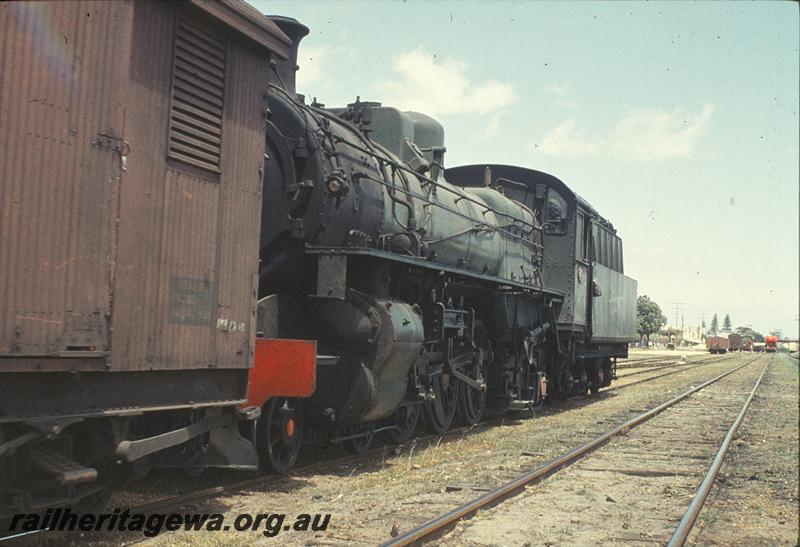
[670,301,685,329]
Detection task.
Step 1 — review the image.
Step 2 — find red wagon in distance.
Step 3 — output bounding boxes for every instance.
[706,335,729,354]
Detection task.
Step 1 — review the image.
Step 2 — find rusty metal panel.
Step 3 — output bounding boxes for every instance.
[189,0,292,60]
[109,2,266,371]
[212,37,269,370]
[0,1,131,358]
[1,0,270,375]
[1,1,270,372]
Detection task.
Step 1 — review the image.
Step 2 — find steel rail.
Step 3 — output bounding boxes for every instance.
[666,359,770,547]
[615,363,692,379]
[616,353,730,370]
[614,355,724,378]
[610,354,736,389]
[383,355,762,547]
[616,358,686,370]
[607,361,709,391]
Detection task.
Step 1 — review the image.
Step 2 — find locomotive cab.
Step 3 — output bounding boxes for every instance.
[445,165,638,395]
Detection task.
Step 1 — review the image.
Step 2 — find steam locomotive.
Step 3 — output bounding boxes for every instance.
[0,2,636,517]
[255,17,637,468]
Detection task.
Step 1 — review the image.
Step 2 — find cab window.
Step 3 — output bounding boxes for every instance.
[576,212,588,261]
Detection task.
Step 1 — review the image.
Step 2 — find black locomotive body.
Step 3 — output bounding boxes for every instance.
[446,165,639,395]
[258,18,638,446]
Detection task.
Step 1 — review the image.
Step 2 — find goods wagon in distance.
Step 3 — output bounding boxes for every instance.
[706,335,729,354]
[727,333,743,352]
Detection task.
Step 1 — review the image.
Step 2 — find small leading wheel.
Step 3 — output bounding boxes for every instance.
[383,403,421,444]
[458,321,491,426]
[258,398,303,474]
[423,370,460,435]
[342,423,375,455]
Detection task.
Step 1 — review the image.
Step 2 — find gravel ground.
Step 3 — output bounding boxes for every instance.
[21,352,781,546]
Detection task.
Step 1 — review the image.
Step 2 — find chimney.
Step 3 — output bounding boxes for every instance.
[270,16,309,96]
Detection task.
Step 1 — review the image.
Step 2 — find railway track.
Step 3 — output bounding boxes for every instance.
[2,353,745,545]
[666,360,769,546]
[107,354,734,516]
[613,354,730,381]
[609,353,736,391]
[616,352,735,370]
[615,355,684,369]
[384,353,768,546]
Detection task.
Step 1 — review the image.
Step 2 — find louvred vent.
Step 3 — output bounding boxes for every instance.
[168,20,226,173]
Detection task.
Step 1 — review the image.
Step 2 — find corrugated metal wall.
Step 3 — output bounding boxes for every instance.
[110,2,266,371]
[1,1,269,371]
[0,1,129,357]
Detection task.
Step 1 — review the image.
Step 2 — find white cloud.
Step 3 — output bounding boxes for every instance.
[546,81,574,109]
[295,44,331,90]
[373,48,515,116]
[295,44,357,95]
[546,82,568,96]
[531,103,716,161]
[535,119,601,157]
[483,110,507,140]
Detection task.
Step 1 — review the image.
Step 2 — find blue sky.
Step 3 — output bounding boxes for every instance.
[256,0,799,338]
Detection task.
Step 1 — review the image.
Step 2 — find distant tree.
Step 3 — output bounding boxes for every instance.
[637,295,667,347]
[722,314,732,332]
[701,320,706,330]
[710,313,719,334]
[735,326,749,335]
[769,329,783,338]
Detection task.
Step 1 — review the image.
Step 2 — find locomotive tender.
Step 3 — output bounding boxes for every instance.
[1,1,637,516]
[258,17,637,458]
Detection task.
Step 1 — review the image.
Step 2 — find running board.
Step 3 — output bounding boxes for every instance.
[31,447,98,485]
